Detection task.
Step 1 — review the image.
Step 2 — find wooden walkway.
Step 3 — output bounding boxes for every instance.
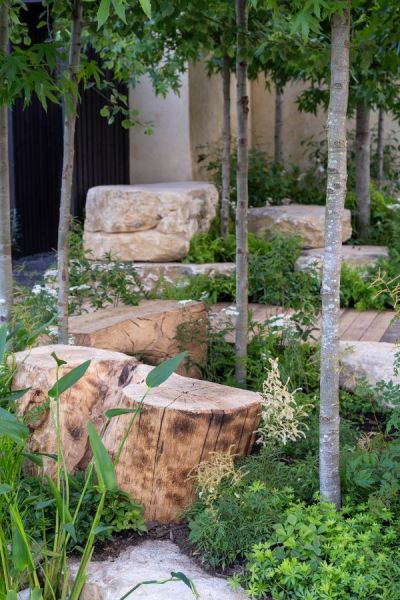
[210,303,400,344]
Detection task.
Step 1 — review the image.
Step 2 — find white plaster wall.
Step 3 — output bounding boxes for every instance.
[129,72,193,183]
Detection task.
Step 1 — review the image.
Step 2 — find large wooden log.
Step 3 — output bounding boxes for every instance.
[13,346,261,523]
[68,300,207,378]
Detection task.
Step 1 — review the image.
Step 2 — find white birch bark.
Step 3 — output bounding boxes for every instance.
[319,7,350,509]
[57,1,83,343]
[235,0,249,387]
[274,84,283,164]
[0,2,12,322]
[355,102,370,238]
[220,54,231,239]
[376,107,384,189]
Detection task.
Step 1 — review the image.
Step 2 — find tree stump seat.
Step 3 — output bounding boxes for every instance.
[13,345,261,522]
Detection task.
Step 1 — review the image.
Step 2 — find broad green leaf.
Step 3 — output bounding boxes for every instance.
[22,452,43,467]
[0,323,8,363]
[45,475,72,523]
[63,522,77,543]
[139,0,151,19]
[112,0,127,22]
[87,421,117,491]
[97,0,111,29]
[6,591,18,600]
[12,525,30,572]
[0,483,12,495]
[145,352,187,389]
[30,589,44,600]
[105,407,141,419]
[171,572,199,598]
[0,388,31,405]
[48,360,91,398]
[0,408,29,444]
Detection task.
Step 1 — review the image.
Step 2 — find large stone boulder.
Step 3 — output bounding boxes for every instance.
[13,345,260,522]
[339,341,400,398]
[248,204,352,249]
[83,182,218,261]
[296,245,389,273]
[69,299,207,378]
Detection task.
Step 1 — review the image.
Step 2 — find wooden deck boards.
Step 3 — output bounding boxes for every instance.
[211,303,399,344]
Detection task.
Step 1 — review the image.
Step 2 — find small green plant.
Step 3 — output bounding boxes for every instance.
[238,501,400,599]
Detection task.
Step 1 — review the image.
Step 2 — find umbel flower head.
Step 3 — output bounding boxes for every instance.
[257,358,310,446]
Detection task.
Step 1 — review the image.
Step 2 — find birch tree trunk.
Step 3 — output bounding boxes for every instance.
[274,84,283,164]
[57,1,83,343]
[376,107,384,189]
[355,102,371,238]
[235,0,249,387]
[319,7,350,509]
[0,2,12,323]
[220,55,231,239]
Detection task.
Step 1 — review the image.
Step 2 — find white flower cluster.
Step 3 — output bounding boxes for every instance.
[257,358,310,446]
[32,284,57,298]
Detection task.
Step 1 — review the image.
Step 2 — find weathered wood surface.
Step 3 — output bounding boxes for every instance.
[211,303,398,344]
[13,345,261,523]
[69,299,207,378]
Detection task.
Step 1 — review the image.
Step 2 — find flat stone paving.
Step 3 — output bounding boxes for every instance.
[72,540,247,600]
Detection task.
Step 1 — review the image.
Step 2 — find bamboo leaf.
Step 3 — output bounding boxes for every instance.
[30,589,44,600]
[105,407,141,419]
[0,483,12,495]
[0,388,31,406]
[48,360,91,398]
[0,323,8,363]
[50,352,67,367]
[112,0,127,22]
[63,522,77,543]
[0,408,29,444]
[45,475,72,523]
[22,452,43,467]
[145,352,187,389]
[87,421,117,491]
[6,591,18,600]
[12,525,30,572]
[171,572,199,598]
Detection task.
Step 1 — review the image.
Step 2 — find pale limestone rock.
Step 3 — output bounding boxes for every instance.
[339,341,400,401]
[83,229,190,262]
[69,299,207,378]
[71,540,248,600]
[296,245,389,273]
[133,262,235,290]
[84,182,218,261]
[248,204,352,248]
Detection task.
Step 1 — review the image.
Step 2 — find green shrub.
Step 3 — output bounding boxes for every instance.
[237,501,400,599]
[188,481,293,569]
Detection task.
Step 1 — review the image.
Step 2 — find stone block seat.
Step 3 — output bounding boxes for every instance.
[69,299,207,378]
[339,341,400,404]
[13,345,261,522]
[296,245,389,273]
[248,204,352,248]
[83,182,219,261]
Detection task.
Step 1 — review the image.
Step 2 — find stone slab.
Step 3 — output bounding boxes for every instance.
[339,340,400,401]
[296,245,389,273]
[248,204,352,249]
[134,262,235,290]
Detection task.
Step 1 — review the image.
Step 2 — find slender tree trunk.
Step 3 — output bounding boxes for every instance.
[220,55,231,239]
[376,107,384,189]
[235,0,249,387]
[319,7,350,509]
[274,83,283,164]
[355,102,370,238]
[0,2,13,323]
[57,1,83,343]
